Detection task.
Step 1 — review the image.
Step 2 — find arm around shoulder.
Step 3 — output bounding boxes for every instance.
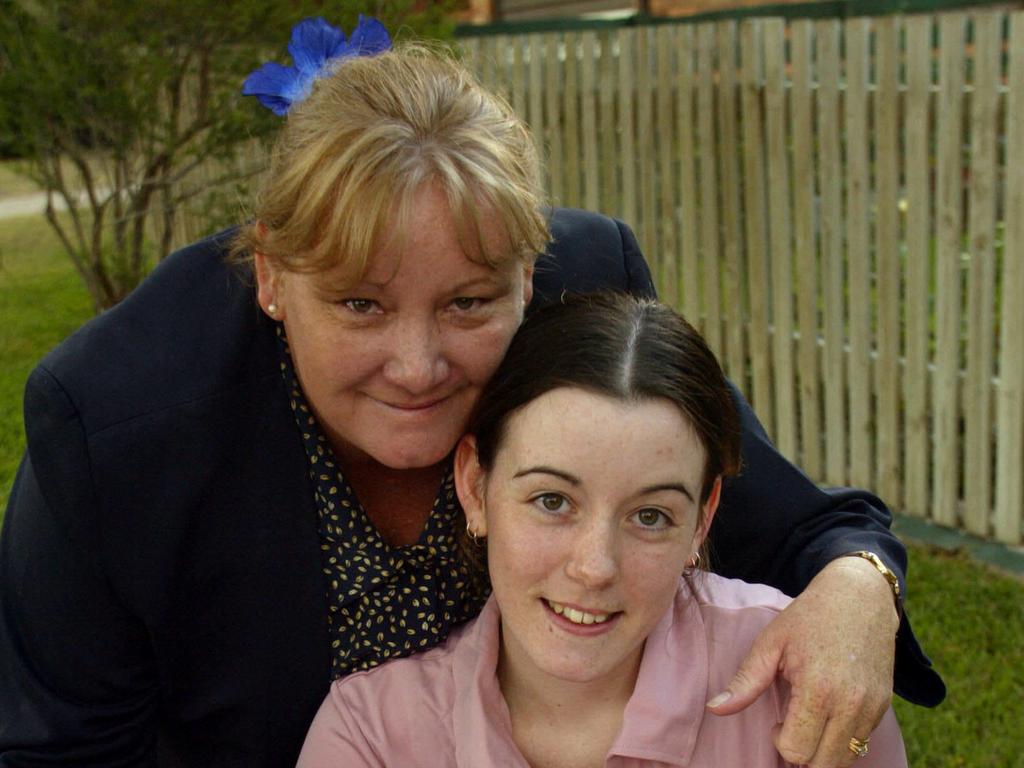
[709,382,944,706]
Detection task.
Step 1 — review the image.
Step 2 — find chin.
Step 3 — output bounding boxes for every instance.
[372,442,455,470]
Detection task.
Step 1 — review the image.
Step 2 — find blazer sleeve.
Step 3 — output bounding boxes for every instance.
[0,366,159,767]
[536,207,945,708]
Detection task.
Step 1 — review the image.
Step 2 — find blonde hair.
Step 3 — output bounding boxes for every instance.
[232,43,550,277]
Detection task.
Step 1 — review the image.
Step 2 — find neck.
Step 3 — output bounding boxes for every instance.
[499,643,640,722]
[340,454,447,547]
[342,455,446,486]
[497,629,641,767]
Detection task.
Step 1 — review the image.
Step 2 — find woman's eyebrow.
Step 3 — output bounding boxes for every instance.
[450,274,510,293]
[638,483,696,504]
[512,466,580,485]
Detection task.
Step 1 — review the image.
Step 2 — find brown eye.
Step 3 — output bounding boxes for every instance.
[636,508,667,528]
[342,298,380,314]
[535,493,567,514]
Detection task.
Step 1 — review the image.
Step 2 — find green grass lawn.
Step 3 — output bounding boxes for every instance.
[894,547,1024,767]
[0,160,42,199]
[0,215,1021,766]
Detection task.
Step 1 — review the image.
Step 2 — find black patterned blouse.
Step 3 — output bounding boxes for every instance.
[275,328,490,679]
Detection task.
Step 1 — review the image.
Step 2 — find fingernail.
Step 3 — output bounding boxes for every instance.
[706,691,732,708]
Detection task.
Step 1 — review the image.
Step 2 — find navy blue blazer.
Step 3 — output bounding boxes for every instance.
[0,208,943,767]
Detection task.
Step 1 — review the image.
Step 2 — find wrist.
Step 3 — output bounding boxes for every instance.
[839,551,903,626]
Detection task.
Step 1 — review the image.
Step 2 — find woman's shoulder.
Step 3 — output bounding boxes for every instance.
[31,228,272,435]
[330,636,461,710]
[690,571,793,616]
[299,629,469,767]
[681,573,793,704]
[532,208,654,307]
[663,575,907,768]
[661,574,793,684]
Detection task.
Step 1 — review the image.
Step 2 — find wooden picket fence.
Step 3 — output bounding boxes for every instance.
[460,8,1024,545]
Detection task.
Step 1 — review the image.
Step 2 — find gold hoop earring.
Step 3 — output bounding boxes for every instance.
[686,552,702,570]
[466,522,485,547]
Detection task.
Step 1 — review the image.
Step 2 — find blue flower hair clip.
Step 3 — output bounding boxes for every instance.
[243,16,391,116]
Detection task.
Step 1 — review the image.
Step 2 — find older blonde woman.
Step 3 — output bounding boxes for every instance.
[0,18,941,768]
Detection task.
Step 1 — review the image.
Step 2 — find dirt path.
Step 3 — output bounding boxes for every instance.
[0,192,50,220]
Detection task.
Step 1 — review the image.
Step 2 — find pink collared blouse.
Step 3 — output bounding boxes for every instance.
[297,573,906,767]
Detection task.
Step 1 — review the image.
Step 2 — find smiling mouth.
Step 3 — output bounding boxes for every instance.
[380,396,449,412]
[545,599,614,625]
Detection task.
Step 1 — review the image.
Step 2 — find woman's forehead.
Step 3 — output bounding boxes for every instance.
[393,183,521,263]
[501,390,705,473]
[318,184,524,279]
[308,235,520,295]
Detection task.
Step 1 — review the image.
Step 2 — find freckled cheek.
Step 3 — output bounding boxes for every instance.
[488,521,562,590]
[447,322,521,379]
[310,338,386,387]
[622,553,688,602]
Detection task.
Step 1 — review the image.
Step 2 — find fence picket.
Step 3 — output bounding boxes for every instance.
[933,13,967,528]
[511,35,527,124]
[544,32,564,204]
[962,12,1001,537]
[696,23,722,354]
[657,26,679,306]
[637,27,658,277]
[715,22,746,384]
[600,31,617,215]
[903,15,932,518]
[676,26,700,320]
[763,18,797,460]
[527,34,544,171]
[875,16,902,507]
[995,13,1024,545]
[618,31,637,230]
[740,20,773,432]
[563,31,581,207]
[791,20,822,477]
[816,19,846,486]
[845,19,873,490]
[580,31,600,213]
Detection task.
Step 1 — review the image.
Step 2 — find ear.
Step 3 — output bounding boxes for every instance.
[454,434,489,537]
[691,476,723,556]
[520,262,534,310]
[253,246,285,320]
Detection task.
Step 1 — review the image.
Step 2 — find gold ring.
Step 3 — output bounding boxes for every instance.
[848,736,870,758]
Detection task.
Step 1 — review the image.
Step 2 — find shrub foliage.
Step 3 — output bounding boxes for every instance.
[0,0,453,310]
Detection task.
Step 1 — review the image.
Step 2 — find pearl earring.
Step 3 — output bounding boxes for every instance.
[267,303,278,316]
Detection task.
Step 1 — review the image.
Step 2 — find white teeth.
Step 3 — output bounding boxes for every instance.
[547,600,611,625]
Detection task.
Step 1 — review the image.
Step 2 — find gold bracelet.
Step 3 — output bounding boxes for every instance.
[845,551,903,620]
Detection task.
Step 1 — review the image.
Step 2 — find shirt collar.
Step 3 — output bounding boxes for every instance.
[451,597,531,768]
[609,578,708,766]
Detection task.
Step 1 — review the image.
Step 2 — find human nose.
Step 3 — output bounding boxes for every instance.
[381,318,450,394]
[564,518,619,589]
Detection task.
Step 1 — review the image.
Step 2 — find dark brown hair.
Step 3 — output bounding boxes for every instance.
[470,292,741,507]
